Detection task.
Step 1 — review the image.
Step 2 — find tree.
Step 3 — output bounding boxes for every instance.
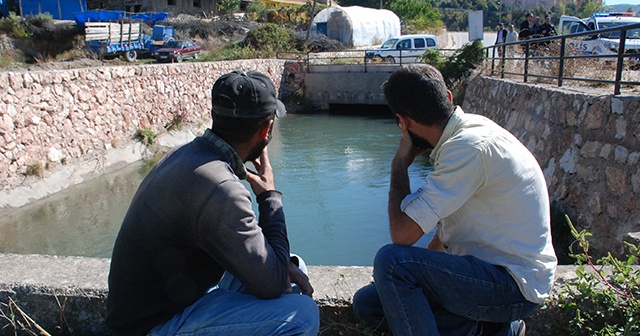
[578,0,605,18]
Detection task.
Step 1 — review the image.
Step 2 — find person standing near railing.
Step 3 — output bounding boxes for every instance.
[495,23,508,57]
[518,12,533,40]
[506,24,518,56]
[540,14,557,38]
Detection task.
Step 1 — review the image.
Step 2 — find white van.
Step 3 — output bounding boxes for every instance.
[558,12,640,60]
[365,34,438,64]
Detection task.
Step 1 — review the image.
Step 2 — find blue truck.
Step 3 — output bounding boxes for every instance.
[84,22,175,62]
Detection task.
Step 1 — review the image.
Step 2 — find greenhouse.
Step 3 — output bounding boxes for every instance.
[311,6,401,47]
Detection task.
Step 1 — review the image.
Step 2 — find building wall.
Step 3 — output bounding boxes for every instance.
[86,0,217,16]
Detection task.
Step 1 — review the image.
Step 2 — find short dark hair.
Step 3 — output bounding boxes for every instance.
[382,64,454,127]
[212,113,275,145]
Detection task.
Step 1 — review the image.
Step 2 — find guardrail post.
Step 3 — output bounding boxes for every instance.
[524,42,530,83]
[558,37,566,88]
[614,28,627,95]
[500,45,506,79]
[490,47,496,76]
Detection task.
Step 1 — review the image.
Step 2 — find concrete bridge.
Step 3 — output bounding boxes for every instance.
[303,63,398,110]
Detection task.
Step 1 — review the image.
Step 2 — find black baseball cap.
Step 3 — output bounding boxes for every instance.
[211,70,286,119]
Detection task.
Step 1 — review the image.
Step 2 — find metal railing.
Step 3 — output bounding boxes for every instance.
[282,48,456,73]
[485,23,640,95]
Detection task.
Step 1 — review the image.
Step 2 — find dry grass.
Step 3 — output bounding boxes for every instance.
[488,43,640,92]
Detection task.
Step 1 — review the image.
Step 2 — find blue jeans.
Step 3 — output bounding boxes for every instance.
[148,273,319,336]
[353,244,539,336]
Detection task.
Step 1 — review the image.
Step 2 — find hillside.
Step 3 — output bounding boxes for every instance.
[608,4,640,13]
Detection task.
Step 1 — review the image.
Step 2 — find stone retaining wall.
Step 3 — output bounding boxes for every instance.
[0,59,307,193]
[462,77,640,259]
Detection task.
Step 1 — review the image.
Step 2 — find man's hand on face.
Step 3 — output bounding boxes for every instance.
[395,115,431,167]
[285,262,314,297]
[246,148,276,196]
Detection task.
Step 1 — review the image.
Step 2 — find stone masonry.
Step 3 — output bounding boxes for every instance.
[0,59,296,192]
[463,76,640,259]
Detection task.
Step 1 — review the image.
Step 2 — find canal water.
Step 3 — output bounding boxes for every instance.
[0,112,434,266]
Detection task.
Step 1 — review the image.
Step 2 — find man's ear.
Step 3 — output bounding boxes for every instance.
[258,119,274,141]
[447,90,453,103]
[396,113,411,130]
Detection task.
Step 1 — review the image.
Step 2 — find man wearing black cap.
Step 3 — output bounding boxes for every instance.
[106,70,319,336]
[540,14,557,37]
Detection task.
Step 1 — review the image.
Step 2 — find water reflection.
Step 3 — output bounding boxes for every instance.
[0,113,433,265]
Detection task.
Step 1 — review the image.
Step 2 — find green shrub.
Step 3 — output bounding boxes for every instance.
[26,12,54,28]
[418,40,484,104]
[390,0,443,32]
[243,23,296,54]
[218,0,241,14]
[550,215,640,335]
[0,12,32,39]
[246,1,267,22]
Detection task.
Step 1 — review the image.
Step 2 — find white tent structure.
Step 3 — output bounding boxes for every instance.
[311,6,400,47]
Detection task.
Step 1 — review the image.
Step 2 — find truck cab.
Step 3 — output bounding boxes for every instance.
[559,12,640,58]
[364,34,437,64]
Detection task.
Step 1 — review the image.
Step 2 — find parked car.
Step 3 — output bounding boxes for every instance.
[154,40,201,63]
[365,34,437,64]
[559,12,640,60]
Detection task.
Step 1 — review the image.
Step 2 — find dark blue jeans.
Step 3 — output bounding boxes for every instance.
[353,244,539,336]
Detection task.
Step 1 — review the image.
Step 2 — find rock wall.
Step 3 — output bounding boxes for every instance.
[463,76,640,258]
[0,60,303,193]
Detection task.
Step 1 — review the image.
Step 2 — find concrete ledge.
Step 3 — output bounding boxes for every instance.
[0,253,590,335]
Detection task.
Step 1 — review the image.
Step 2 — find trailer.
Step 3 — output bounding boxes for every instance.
[84,22,145,62]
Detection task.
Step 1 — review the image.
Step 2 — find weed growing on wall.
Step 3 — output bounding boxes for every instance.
[26,162,44,178]
[550,215,640,335]
[164,114,186,131]
[135,129,157,147]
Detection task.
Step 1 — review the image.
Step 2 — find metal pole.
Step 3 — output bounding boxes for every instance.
[614,28,627,95]
[558,37,566,88]
[523,42,529,83]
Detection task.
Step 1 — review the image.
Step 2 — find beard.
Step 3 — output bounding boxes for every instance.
[408,129,434,150]
[246,125,274,162]
[246,139,269,163]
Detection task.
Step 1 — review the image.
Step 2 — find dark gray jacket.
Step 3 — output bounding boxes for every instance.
[106,131,290,336]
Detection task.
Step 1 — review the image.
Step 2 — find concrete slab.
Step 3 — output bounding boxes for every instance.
[2,253,636,336]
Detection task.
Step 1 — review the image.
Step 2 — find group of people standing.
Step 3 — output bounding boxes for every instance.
[518,12,558,40]
[495,13,557,56]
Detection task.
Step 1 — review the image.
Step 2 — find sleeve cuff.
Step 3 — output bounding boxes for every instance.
[401,192,439,234]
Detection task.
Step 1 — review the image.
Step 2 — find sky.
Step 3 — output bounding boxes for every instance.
[603,0,639,5]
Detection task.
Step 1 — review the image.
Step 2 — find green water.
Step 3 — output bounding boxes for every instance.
[0,113,433,266]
